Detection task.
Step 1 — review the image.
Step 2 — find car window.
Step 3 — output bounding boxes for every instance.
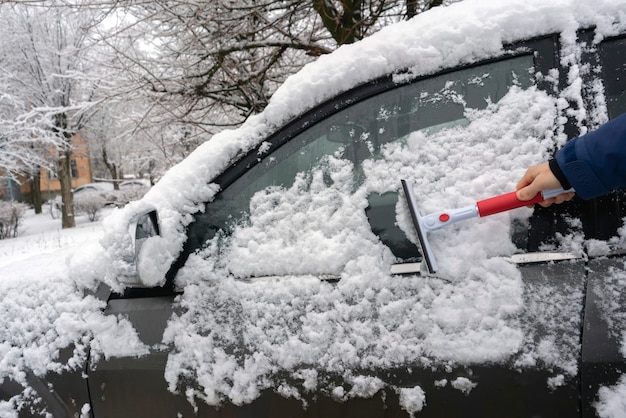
[184,54,535,277]
[600,36,626,118]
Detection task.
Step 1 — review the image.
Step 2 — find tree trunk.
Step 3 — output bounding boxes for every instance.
[429,0,443,8]
[313,0,364,45]
[406,0,418,19]
[407,0,442,19]
[102,145,120,190]
[58,149,75,229]
[31,170,42,214]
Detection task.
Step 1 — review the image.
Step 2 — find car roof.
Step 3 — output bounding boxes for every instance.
[120,179,150,188]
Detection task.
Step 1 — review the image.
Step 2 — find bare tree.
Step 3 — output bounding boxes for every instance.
[98,1,324,137]
[82,100,171,186]
[0,4,104,227]
[97,0,454,144]
[312,0,404,44]
[2,0,456,189]
[0,100,52,176]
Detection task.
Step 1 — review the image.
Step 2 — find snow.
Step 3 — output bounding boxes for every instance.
[155,86,562,406]
[2,0,626,415]
[397,385,426,416]
[451,377,477,395]
[592,265,626,418]
[0,209,147,411]
[597,376,626,418]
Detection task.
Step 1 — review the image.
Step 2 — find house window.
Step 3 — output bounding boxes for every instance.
[71,160,78,178]
[46,160,78,179]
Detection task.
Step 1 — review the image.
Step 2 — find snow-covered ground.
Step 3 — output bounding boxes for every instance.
[0,209,106,283]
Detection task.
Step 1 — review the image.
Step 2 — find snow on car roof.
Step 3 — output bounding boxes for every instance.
[2,0,626,415]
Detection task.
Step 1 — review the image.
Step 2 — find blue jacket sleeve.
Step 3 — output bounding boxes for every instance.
[554,112,626,200]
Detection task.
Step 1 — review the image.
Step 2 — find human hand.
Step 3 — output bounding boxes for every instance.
[516,162,575,207]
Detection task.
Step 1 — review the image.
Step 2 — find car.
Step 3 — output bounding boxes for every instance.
[72,183,115,195]
[113,179,152,206]
[47,183,115,218]
[3,0,626,416]
[72,181,151,209]
[119,179,151,189]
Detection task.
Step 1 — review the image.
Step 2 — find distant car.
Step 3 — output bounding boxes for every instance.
[119,179,151,189]
[72,181,151,208]
[72,182,114,195]
[47,183,115,218]
[113,179,151,206]
[3,0,626,417]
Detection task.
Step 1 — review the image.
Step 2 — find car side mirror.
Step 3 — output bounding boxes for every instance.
[122,209,173,288]
[132,209,160,261]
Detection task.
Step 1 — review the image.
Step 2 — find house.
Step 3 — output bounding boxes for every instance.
[0,134,93,202]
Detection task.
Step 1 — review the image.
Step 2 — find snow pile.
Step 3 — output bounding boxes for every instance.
[593,264,626,418]
[0,268,148,379]
[397,386,426,415]
[451,377,478,395]
[597,375,626,418]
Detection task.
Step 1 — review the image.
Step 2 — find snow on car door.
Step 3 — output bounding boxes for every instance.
[86,295,195,417]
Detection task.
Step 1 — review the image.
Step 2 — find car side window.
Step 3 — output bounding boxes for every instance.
[184,54,535,276]
[600,36,626,118]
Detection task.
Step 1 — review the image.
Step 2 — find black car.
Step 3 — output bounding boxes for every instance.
[3,0,626,417]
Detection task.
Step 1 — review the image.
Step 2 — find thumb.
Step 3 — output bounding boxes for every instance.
[516,185,540,202]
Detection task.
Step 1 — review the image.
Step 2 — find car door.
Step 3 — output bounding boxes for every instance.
[86,295,196,417]
[578,33,626,418]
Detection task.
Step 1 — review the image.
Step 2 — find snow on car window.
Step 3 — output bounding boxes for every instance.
[184,55,536,280]
[162,85,568,406]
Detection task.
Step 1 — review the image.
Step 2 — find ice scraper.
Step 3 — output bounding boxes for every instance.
[401,179,574,274]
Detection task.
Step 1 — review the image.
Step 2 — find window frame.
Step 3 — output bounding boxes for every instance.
[148,36,561,294]
[599,34,626,119]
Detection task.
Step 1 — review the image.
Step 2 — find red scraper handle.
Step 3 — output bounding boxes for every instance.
[476,191,548,217]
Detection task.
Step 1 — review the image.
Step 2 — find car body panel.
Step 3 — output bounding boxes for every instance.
[87,260,589,417]
[581,257,626,417]
[88,297,180,418]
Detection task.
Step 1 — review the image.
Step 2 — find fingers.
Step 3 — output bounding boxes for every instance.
[516,184,540,202]
[537,197,556,208]
[554,191,575,204]
[516,162,551,202]
[537,192,574,207]
[515,162,573,207]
